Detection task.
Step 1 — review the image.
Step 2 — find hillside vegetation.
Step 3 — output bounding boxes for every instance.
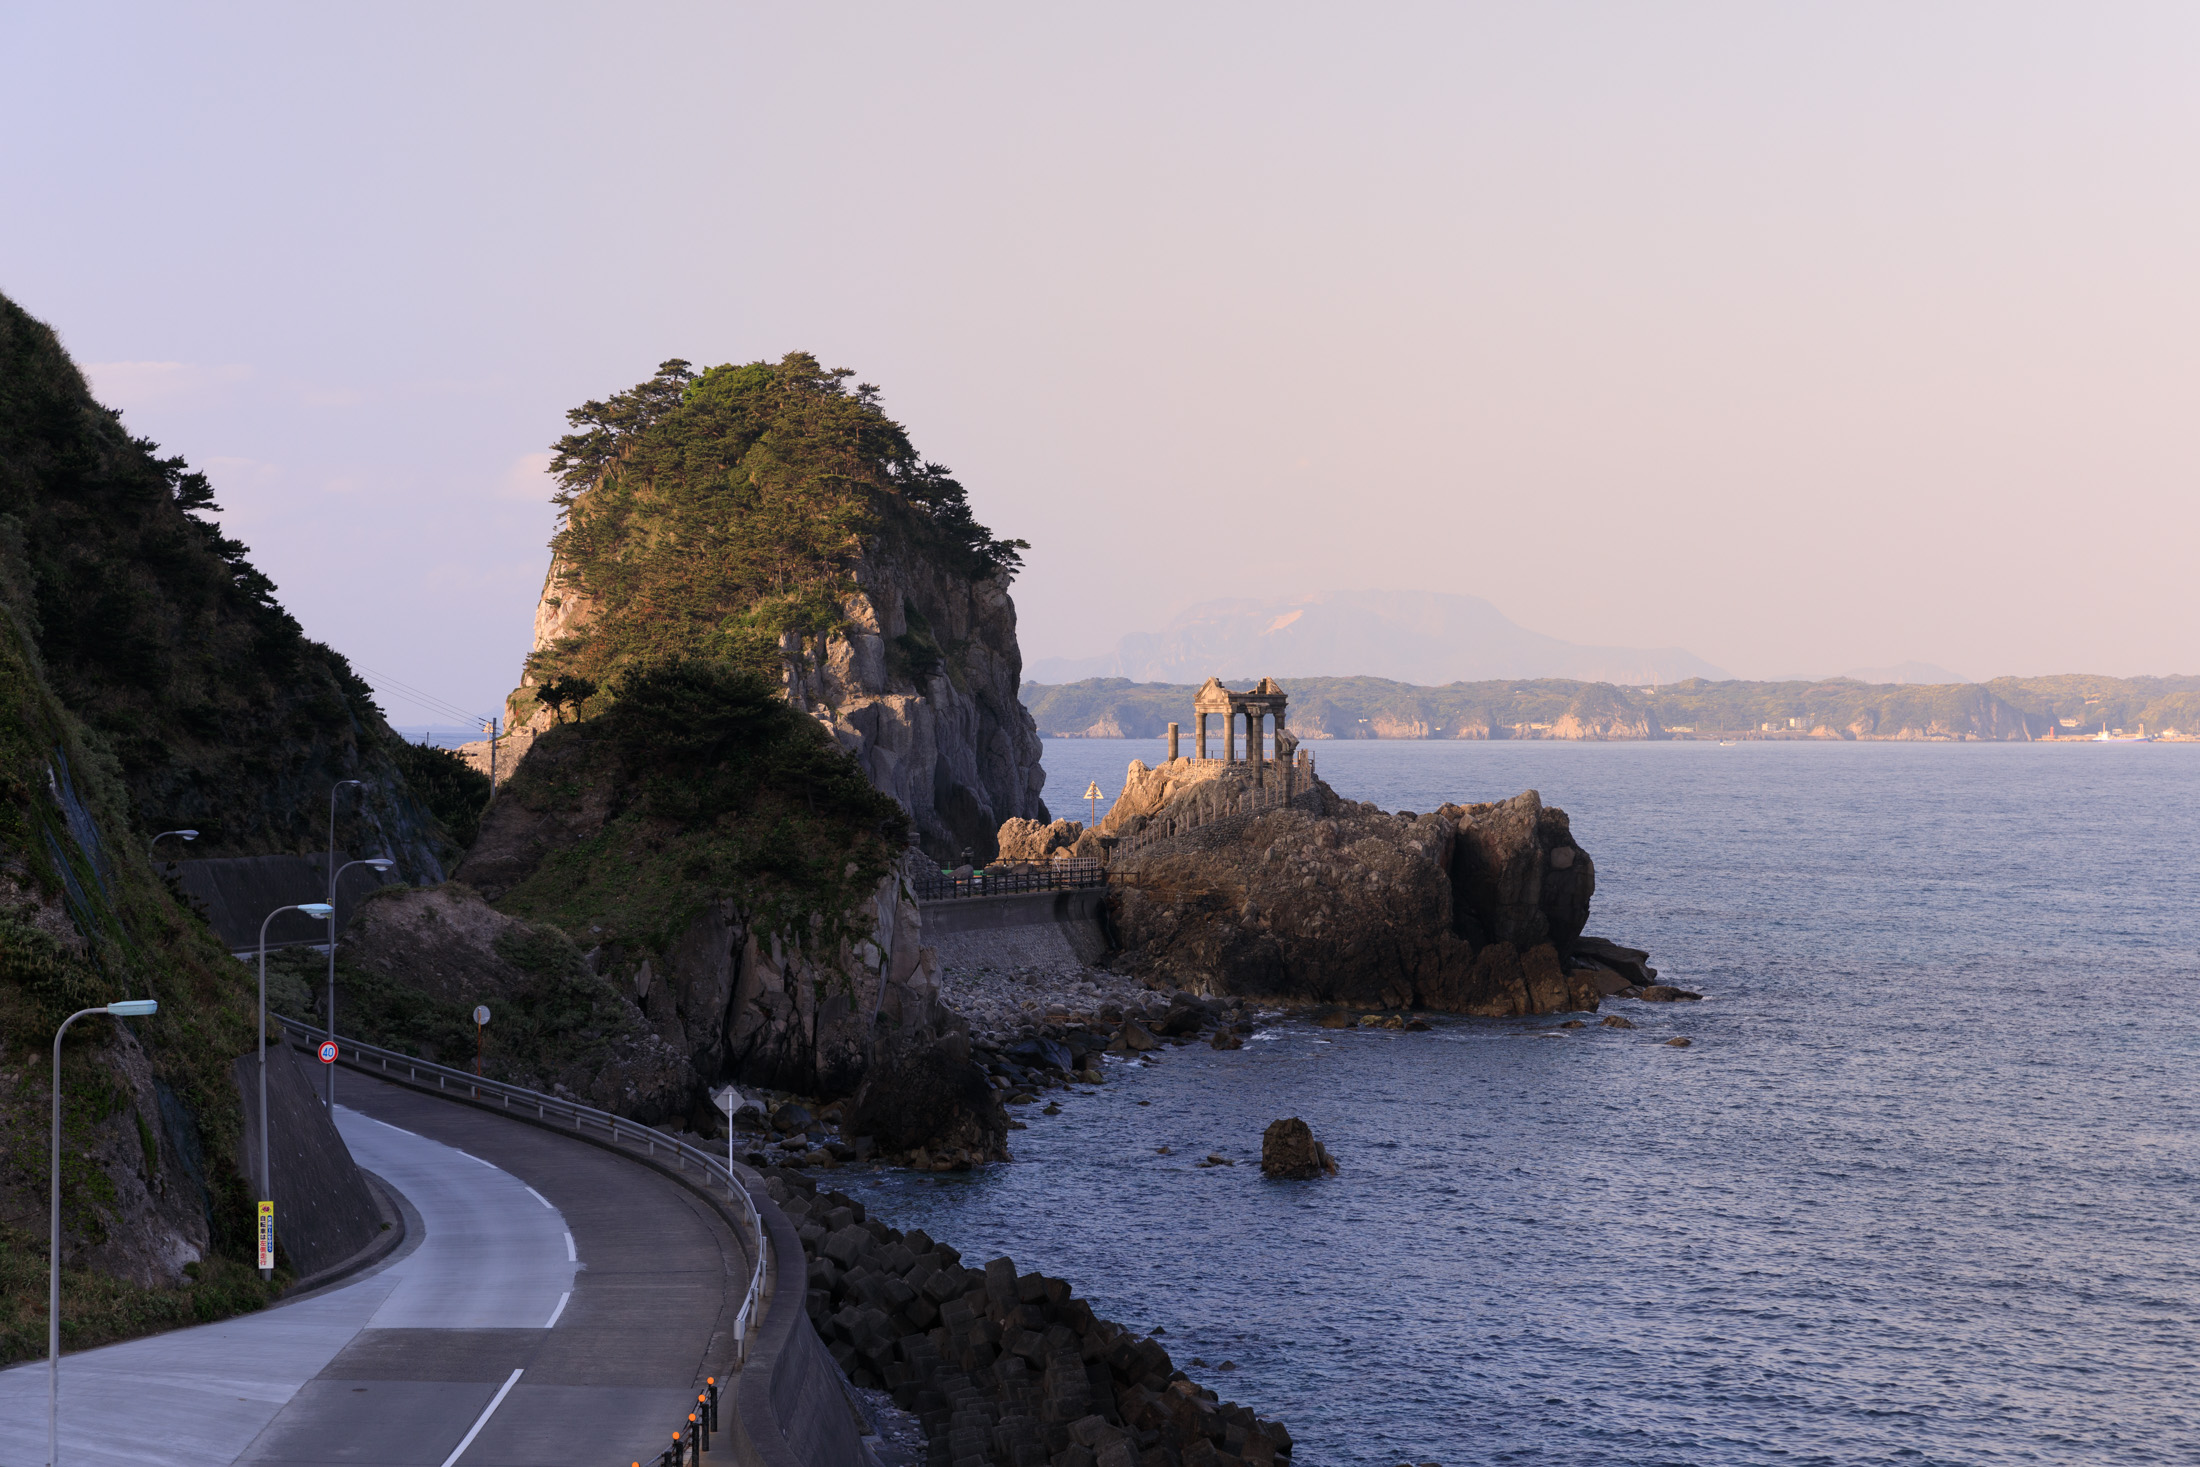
[0,289,477,1362]
[1024,673,2200,742]
[0,293,458,878]
[522,353,1026,716]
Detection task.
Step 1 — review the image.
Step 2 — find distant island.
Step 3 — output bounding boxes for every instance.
[1022,673,2200,742]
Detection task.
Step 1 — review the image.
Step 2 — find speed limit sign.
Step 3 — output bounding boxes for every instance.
[317,1040,338,1064]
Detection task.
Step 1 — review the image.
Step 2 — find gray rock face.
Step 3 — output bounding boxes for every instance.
[487,536,1050,865]
[1260,1117,1337,1179]
[780,538,1049,862]
[1100,769,1608,1016]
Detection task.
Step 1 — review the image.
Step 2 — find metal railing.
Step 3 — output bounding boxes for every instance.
[912,857,1106,901]
[274,1015,768,1370]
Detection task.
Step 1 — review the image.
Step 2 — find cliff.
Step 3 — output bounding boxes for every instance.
[476,354,1047,864]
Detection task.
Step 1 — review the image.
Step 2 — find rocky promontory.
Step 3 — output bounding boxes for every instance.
[1096,759,1606,1016]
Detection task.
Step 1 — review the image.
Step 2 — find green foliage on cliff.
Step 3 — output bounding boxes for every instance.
[1022,672,2200,741]
[387,740,492,849]
[0,548,283,1362]
[0,291,455,875]
[491,659,910,963]
[533,354,1027,692]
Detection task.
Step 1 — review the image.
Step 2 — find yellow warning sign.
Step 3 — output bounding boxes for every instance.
[256,1200,275,1270]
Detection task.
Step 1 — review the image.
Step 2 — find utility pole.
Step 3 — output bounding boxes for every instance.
[482,717,500,795]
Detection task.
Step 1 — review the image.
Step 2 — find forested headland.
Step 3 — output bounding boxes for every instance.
[1023,673,2200,742]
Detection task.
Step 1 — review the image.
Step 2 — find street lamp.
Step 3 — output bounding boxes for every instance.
[257,902,332,1281]
[322,856,395,1107]
[50,998,157,1467]
[148,829,197,862]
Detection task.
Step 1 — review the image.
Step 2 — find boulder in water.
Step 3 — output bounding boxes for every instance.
[1261,1117,1338,1179]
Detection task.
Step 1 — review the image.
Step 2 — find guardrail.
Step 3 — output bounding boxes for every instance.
[273,1015,768,1372]
[911,857,1105,901]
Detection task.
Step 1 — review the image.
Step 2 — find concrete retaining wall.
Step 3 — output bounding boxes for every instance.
[231,1042,383,1280]
[920,888,1110,973]
[168,854,398,951]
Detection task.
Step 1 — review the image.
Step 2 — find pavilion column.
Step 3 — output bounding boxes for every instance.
[1168,722,1180,761]
[1224,710,1237,763]
[1197,712,1209,761]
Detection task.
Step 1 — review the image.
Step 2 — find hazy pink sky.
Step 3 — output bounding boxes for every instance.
[4,4,2194,725]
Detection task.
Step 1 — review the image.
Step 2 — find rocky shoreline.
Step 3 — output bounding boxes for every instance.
[763,1159,1295,1467]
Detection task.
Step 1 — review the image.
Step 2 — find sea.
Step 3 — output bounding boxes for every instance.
[840,738,2200,1466]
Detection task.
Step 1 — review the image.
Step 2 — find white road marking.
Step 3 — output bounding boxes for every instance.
[525,1186,555,1210]
[437,1367,524,1467]
[544,1291,570,1328]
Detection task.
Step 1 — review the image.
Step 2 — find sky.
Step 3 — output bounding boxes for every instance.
[3,3,2195,726]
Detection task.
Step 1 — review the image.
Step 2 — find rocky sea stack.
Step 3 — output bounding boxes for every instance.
[1095,754,1608,1016]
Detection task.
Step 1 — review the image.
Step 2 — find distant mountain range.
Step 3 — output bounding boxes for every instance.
[1024,590,1728,687]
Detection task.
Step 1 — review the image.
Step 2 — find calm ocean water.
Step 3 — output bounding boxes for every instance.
[845,738,2200,1465]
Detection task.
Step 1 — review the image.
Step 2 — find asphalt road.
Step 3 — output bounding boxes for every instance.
[1,1070,751,1467]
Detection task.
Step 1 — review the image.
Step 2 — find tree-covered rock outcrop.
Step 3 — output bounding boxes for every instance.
[506,354,1048,861]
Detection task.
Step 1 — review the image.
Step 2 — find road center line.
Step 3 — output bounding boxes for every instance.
[564,1232,576,1262]
[524,1185,555,1210]
[544,1291,570,1329]
[437,1367,524,1467]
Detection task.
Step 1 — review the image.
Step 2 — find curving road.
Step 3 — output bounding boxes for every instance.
[1,1070,750,1467]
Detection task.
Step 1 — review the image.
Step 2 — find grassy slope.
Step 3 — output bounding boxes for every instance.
[0,290,481,1362]
[0,292,458,878]
[1023,674,2200,740]
[0,563,283,1365]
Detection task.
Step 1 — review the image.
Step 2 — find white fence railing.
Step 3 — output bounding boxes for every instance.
[276,1015,768,1364]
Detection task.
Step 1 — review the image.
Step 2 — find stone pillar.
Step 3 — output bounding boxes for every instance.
[1224,709,1237,763]
[1196,712,1208,761]
[1168,722,1180,761]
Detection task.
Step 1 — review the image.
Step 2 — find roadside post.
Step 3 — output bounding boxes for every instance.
[323,848,394,1108]
[258,901,333,1281]
[50,999,157,1467]
[1084,780,1103,825]
[474,1005,490,1076]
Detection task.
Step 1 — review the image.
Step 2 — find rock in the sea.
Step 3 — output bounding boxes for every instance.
[1210,1026,1244,1050]
[1599,1015,1635,1030]
[1638,985,1703,1003]
[1261,1117,1338,1179]
[846,1029,1009,1163]
[1665,1037,1693,1047]
[1315,1009,1356,1029]
[1105,774,1606,1018]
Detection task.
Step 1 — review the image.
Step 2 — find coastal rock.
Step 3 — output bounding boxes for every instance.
[487,536,1048,864]
[846,1027,1010,1163]
[1599,1015,1635,1030]
[1104,767,1606,1016]
[1261,1117,1338,1179]
[1210,1027,1244,1050]
[1665,1037,1693,1047]
[996,817,1085,863]
[1638,985,1702,1003]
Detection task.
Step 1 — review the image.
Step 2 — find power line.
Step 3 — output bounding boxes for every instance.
[350,660,497,727]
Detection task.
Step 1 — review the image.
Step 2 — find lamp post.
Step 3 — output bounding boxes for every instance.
[148,829,197,862]
[50,998,157,1467]
[323,856,394,1107]
[257,902,332,1281]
